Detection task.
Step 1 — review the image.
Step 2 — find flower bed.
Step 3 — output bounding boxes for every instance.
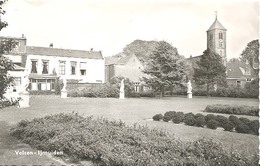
[10,113,257,165]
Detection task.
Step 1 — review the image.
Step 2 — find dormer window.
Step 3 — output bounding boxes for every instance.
[245,67,251,75]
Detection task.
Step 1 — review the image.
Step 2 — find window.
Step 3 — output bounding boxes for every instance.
[80,62,87,76]
[219,42,223,48]
[245,67,251,75]
[80,69,86,76]
[210,33,213,40]
[80,62,87,68]
[236,81,241,88]
[31,60,37,73]
[42,60,49,74]
[219,32,223,39]
[59,61,66,75]
[71,61,77,75]
[246,78,252,82]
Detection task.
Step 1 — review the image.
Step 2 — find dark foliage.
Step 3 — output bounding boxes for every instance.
[205,104,259,116]
[10,113,257,165]
[152,114,163,121]
[163,111,176,122]
[172,112,184,124]
[206,119,219,130]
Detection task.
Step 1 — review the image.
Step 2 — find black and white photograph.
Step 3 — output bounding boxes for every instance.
[0,0,259,165]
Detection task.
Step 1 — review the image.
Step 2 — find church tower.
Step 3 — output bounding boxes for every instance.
[207,13,227,66]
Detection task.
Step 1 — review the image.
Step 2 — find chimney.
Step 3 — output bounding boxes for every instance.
[22,34,25,38]
[49,43,53,48]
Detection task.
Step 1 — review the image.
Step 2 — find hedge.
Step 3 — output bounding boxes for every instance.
[205,104,259,116]
[10,113,258,165]
[153,112,258,135]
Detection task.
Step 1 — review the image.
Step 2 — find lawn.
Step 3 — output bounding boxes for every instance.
[0,96,258,165]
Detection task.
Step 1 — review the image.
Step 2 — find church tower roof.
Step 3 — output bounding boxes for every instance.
[207,16,226,31]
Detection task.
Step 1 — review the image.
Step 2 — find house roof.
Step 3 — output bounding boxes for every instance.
[226,61,255,78]
[207,18,226,31]
[13,64,25,71]
[105,54,138,65]
[26,46,103,59]
[29,73,59,79]
[115,55,133,65]
[105,56,121,65]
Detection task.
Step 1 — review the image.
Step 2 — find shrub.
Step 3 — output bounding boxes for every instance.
[0,97,19,108]
[248,120,259,135]
[172,112,184,124]
[139,91,156,97]
[10,113,256,165]
[222,121,234,131]
[194,113,205,119]
[29,90,56,95]
[152,114,163,121]
[235,123,250,134]
[195,116,206,127]
[163,111,176,122]
[204,104,259,116]
[68,84,119,98]
[228,115,241,127]
[184,112,195,119]
[238,117,250,125]
[206,119,219,129]
[184,114,196,126]
[205,114,217,122]
[216,115,229,127]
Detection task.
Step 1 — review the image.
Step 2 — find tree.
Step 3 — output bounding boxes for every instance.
[142,41,187,98]
[110,76,135,97]
[240,39,259,73]
[193,49,227,96]
[0,0,17,98]
[114,40,159,62]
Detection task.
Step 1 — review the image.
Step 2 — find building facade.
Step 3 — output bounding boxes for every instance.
[105,54,149,92]
[1,35,105,92]
[226,61,256,88]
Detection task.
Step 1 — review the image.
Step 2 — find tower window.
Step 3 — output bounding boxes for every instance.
[210,34,213,40]
[219,32,223,39]
[219,42,223,48]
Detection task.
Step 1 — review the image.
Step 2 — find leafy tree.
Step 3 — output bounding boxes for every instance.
[228,58,240,62]
[193,49,227,97]
[110,76,135,97]
[240,39,259,73]
[0,0,17,98]
[114,40,159,62]
[142,41,187,98]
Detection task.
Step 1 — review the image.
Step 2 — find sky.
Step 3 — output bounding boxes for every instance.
[0,0,259,59]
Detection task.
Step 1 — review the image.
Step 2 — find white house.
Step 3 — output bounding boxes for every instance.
[26,46,105,91]
[1,35,105,92]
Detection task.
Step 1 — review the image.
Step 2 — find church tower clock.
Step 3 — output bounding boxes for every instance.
[207,12,227,66]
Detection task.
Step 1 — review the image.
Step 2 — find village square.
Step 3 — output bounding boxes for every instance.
[0,0,259,165]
